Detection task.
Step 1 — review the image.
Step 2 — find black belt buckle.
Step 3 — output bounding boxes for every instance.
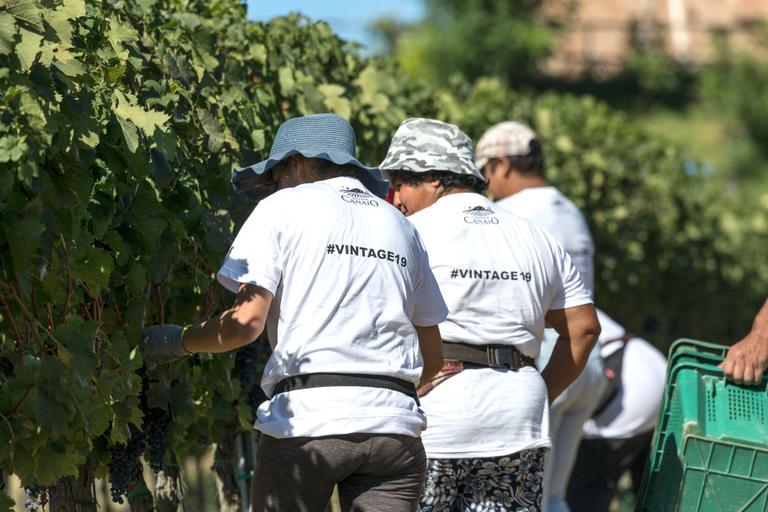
[487,345,521,369]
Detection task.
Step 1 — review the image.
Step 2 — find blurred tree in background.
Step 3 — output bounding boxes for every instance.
[372,0,556,87]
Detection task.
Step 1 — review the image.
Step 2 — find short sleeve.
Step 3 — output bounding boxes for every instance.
[411,231,449,326]
[217,198,282,295]
[547,233,592,311]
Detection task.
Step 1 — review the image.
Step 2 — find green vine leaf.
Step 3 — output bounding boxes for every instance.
[44,9,74,46]
[7,0,43,31]
[16,27,42,71]
[0,12,16,55]
[0,493,15,511]
[2,214,43,271]
[58,0,86,19]
[114,90,170,137]
[278,66,296,95]
[114,112,139,152]
[107,17,138,61]
[319,83,351,119]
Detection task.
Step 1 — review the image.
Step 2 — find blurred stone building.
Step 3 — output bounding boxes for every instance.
[543,0,768,77]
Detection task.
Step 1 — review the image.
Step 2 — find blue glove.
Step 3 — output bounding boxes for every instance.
[141,324,190,369]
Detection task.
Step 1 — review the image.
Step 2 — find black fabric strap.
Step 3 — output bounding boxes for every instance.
[273,372,420,404]
[591,332,634,418]
[441,341,536,369]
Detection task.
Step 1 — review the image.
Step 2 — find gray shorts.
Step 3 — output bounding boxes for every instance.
[250,433,427,512]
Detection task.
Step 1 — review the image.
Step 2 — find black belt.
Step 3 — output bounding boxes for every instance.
[442,342,535,370]
[273,372,420,404]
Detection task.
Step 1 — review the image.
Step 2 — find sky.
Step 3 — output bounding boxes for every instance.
[246,0,424,51]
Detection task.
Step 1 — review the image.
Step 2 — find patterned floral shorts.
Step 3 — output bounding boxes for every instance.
[419,448,546,512]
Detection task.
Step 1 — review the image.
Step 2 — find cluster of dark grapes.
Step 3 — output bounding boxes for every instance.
[143,405,172,472]
[235,340,268,418]
[24,484,48,511]
[107,424,145,504]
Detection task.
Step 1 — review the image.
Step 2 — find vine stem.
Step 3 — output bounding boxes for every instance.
[0,280,36,326]
[204,274,215,319]
[7,276,44,348]
[46,303,54,331]
[82,302,94,321]
[59,235,73,322]
[8,384,35,415]
[94,295,103,323]
[0,411,15,448]
[80,284,102,322]
[154,283,165,324]
[0,290,25,355]
[114,301,125,328]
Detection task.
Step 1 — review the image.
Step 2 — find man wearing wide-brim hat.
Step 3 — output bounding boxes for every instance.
[141,113,448,511]
[381,117,600,511]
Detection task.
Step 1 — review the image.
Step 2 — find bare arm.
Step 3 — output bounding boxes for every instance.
[720,298,768,385]
[540,303,600,403]
[415,324,444,388]
[183,284,273,354]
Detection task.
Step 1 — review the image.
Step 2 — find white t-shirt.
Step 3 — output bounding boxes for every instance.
[407,192,592,458]
[218,176,448,439]
[497,187,594,297]
[582,309,667,439]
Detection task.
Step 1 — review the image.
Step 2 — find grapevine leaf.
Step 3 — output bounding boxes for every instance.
[12,445,35,481]
[251,129,265,151]
[59,0,86,19]
[0,13,16,55]
[79,130,99,148]
[35,388,73,437]
[45,9,74,46]
[1,214,43,271]
[105,63,126,83]
[16,27,42,71]
[173,12,201,30]
[251,43,266,64]
[107,17,138,61]
[34,444,81,485]
[0,493,14,511]
[53,56,85,76]
[354,66,391,113]
[114,113,139,152]
[278,66,295,94]
[319,83,351,119]
[70,246,114,295]
[199,109,226,152]
[114,90,169,137]
[7,0,43,31]
[124,262,146,293]
[150,147,174,189]
[0,136,27,162]
[39,41,76,66]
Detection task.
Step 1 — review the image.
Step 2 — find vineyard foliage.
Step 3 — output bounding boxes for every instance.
[0,0,766,499]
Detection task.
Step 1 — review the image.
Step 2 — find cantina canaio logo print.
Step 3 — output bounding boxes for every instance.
[340,187,379,206]
[463,206,499,224]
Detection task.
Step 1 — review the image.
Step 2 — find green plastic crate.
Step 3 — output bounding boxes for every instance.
[638,340,768,512]
[669,339,730,360]
[667,339,727,377]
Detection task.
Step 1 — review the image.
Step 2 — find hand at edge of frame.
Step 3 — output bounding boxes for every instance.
[720,330,768,386]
